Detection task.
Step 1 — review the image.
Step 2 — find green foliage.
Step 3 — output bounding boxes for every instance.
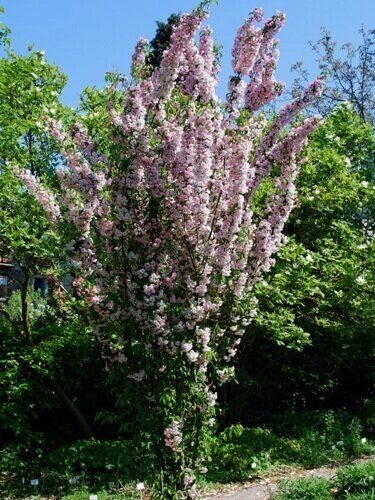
[274,476,331,500]
[63,488,139,500]
[229,105,375,421]
[0,441,141,499]
[0,438,142,498]
[274,460,375,500]
[344,494,375,500]
[206,411,374,484]
[0,43,66,174]
[0,22,109,478]
[0,28,68,270]
[0,6,10,48]
[5,287,51,324]
[0,288,107,479]
[334,461,375,498]
[147,13,181,69]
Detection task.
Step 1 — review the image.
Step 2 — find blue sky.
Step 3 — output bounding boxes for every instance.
[2,0,374,107]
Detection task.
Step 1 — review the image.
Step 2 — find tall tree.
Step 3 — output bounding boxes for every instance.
[19,5,322,497]
[0,18,96,445]
[291,28,375,124]
[230,104,375,422]
[147,13,181,69]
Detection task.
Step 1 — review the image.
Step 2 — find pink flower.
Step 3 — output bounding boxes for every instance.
[164,421,183,452]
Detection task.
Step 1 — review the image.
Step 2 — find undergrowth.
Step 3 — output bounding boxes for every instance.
[1,410,373,498]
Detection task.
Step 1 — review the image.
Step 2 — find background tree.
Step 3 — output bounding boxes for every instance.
[291,28,375,124]
[0,19,107,468]
[229,104,375,424]
[147,13,181,69]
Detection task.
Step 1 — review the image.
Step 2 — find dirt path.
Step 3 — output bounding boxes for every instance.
[201,455,375,500]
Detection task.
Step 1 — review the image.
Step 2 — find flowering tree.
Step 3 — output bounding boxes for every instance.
[15,4,322,498]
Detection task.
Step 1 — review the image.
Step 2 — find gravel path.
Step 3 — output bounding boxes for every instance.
[202,455,375,500]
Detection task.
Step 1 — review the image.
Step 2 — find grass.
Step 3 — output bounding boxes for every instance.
[333,461,375,498]
[62,486,140,499]
[273,476,332,500]
[273,460,375,499]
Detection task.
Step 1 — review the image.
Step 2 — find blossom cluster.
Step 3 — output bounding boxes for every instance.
[13,166,60,224]
[164,420,183,452]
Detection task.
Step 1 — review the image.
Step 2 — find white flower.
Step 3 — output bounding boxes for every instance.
[128,370,145,382]
[206,391,217,407]
[356,276,366,285]
[251,462,257,469]
[186,349,199,362]
[361,181,369,188]
[136,482,145,490]
[181,342,193,353]
[361,437,367,444]
[305,254,314,263]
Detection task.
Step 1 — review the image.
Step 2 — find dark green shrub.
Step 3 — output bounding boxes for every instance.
[206,414,374,484]
[270,411,373,468]
[206,424,297,483]
[0,439,139,498]
[47,440,139,486]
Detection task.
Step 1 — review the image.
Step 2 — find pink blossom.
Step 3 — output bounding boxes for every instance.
[13,167,60,224]
[164,420,183,452]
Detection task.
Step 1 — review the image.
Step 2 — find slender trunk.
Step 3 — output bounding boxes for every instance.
[21,268,33,345]
[47,377,95,439]
[18,267,95,439]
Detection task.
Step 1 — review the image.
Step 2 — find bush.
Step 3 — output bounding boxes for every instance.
[270,411,374,467]
[333,461,375,498]
[62,486,139,499]
[272,462,375,500]
[0,440,139,498]
[206,411,374,483]
[274,476,332,499]
[206,424,300,482]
